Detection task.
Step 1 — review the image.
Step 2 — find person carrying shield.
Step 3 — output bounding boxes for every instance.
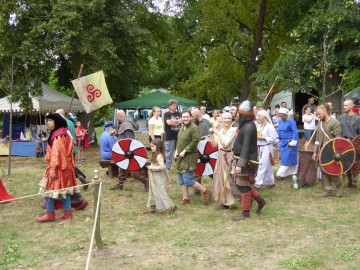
[110,110,149,191]
[232,101,266,221]
[191,108,213,193]
[338,99,360,189]
[175,110,212,205]
[312,104,343,197]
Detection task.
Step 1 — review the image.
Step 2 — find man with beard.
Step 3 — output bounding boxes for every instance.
[191,108,213,192]
[175,110,212,205]
[232,101,266,221]
[110,110,149,191]
[338,99,359,189]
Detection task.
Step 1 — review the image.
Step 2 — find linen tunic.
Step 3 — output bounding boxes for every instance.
[255,123,278,187]
[147,154,175,210]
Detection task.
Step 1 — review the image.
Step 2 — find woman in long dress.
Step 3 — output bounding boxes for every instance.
[210,112,237,209]
[276,108,299,179]
[255,110,278,189]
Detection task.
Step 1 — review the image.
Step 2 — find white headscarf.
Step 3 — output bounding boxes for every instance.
[279,108,289,115]
[257,109,272,124]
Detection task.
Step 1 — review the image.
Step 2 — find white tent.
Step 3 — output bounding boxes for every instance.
[0,82,85,112]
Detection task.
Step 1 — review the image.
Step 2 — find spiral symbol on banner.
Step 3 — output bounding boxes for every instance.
[86,84,102,103]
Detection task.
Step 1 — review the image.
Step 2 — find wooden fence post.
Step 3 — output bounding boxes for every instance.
[92,170,104,249]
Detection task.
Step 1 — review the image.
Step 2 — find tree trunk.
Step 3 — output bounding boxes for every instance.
[240,0,267,101]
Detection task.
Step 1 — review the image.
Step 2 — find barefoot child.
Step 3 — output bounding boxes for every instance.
[145,139,177,213]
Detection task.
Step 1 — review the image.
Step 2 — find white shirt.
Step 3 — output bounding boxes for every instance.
[302,114,316,130]
[148,116,164,136]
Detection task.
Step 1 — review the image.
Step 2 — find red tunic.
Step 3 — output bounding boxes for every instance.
[43,133,78,199]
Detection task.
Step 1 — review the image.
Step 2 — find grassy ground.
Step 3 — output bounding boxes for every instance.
[0,145,359,270]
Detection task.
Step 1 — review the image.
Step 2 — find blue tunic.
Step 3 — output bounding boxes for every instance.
[278,118,298,166]
[100,130,116,160]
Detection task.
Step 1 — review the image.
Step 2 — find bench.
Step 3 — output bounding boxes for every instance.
[99,160,119,178]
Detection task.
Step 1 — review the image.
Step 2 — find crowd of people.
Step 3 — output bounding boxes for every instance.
[36,97,359,223]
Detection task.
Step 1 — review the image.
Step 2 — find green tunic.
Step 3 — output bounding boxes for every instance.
[314,117,342,153]
[175,122,200,173]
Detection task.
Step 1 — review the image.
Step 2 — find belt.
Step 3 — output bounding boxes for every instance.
[220,148,232,152]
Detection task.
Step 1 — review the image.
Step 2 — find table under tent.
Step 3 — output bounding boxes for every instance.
[0,83,89,157]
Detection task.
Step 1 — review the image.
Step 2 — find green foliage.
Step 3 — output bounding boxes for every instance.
[166,0,316,106]
[0,0,174,109]
[256,0,360,98]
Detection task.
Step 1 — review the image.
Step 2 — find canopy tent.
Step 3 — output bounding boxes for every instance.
[0,82,85,113]
[344,85,360,100]
[114,91,198,109]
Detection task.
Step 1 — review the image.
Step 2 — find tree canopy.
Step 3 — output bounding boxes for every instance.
[0,0,359,110]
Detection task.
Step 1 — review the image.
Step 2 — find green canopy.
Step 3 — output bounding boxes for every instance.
[114,91,198,109]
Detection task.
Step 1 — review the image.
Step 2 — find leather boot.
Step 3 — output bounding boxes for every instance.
[179,199,191,205]
[203,189,212,204]
[233,211,250,221]
[110,169,128,190]
[254,196,267,214]
[320,190,335,197]
[136,170,149,192]
[194,174,202,195]
[335,183,344,197]
[57,210,73,220]
[36,211,56,222]
[75,167,90,190]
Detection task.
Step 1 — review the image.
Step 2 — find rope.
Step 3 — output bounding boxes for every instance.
[85,181,102,270]
[0,183,93,204]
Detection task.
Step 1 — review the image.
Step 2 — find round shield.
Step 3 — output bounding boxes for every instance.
[194,140,218,176]
[319,138,355,175]
[112,139,148,171]
[351,134,360,173]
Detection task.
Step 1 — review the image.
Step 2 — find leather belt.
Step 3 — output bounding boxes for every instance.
[220,148,232,152]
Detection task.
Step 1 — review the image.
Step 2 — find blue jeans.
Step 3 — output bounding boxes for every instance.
[165,140,176,171]
[177,171,196,187]
[304,129,314,141]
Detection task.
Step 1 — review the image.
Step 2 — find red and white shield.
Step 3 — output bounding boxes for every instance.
[194,140,218,176]
[112,139,148,171]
